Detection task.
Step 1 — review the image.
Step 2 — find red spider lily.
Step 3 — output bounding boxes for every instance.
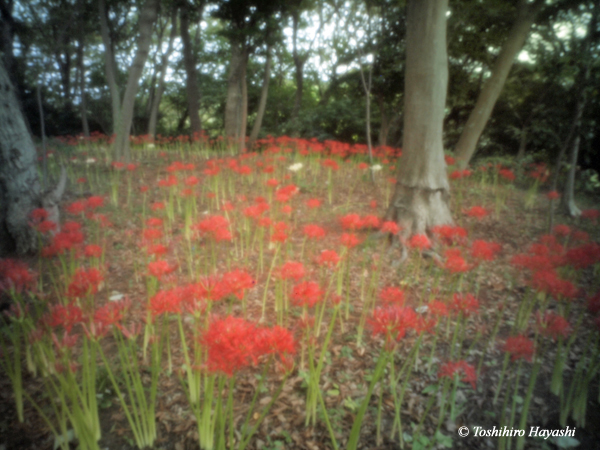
[438,360,477,389]
[321,159,339,170]
[340,233,361,249]
[449,169,472,179]
[413,316,438,335]
[498,169,516,181]
[51,330,80,352]
[281,205,292,215]
[291,281,323,308]
[407,234,431,250]
[464,206,489,219]
[89,213,112,228]
[572,230,589,242]
[471,240,502,261]
[432,225,468,246]
[45,303,83,332]
[360,215,381,229]
[275,184,299,200]
[277,261,305,281]
[77,177,87,184]
[35,220,57,234]
[194,215,232,241]
[536,311,570,340]
[581,209,600,223]
[303,224,326,240]
[140,186,149,193]
[369,306,417,347]
[221,201,235,212]
[511,253,556,272]
[339,214,362,231]
[254,325,296,363]
[503,335,535,362]
[370,200,377,209]
[443,248,472,274]
[184,176,199,187]
[379,286,405,306]
[66,200,86,215]
[67,268,103,298]
[588,292,600,315]
[201,316,258,376]
[270,221,289,243]
[316,250,340,268]
[112,161,125,170]
[30,208,49,222]
[151,202,165,211]
[84,244,103,258]
[244,204,269,219]
[221,269,255,300]
[546,191,560,200]
[449,293,479,317]
[158,175,178,188]
[85,196,104,210]
[94,299,129,330]
[380,221,400,235]
[553,225,571,238]
[445,155,456,166]
[195,276,231,302]
[147,260,177,280]
[266,178,279,188]
[358,162,369,170]
[146,217,163,228]
[143,228,163,242]
[149,287,185,316]
[145,243,168,257]
[530,270,577,300]
[0,259,35,293]
[306,198,322,209]
[428,300,449,317]
[126,163,137,172]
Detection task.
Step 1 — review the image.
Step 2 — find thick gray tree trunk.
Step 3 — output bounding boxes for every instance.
[386,0,452,236]
[224,41,248,153]
[180,5,202,135]
[98,0,121,135]
[454,0,544,170]
[148,8,177,139]
[0,59,41,255]
[113,0,159,161]
[248,44,272,150]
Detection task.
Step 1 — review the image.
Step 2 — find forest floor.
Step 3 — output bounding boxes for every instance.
[1,139,600,450]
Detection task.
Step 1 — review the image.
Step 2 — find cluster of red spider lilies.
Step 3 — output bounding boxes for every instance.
[2,135,600,450]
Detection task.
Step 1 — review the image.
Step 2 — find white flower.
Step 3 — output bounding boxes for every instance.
[288,162,304,172]
[86,158,96,165]
[370,164,383,172]
[147,143,155,149]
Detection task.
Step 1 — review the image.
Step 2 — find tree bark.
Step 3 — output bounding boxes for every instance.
[113,0,159,162]
[248,44,272,150]
[562,133,582,217]
[386,0,452,237]
[224,40,248,152]
[0,59,41,255]
[76,34,90,137]
[98,0,121,135]
[148,8,177,139]
[180,5,202,136]
[290,10,306,126]
[377,95,390,147]
[454,0,545,170]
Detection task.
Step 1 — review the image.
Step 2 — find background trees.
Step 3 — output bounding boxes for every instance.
[4,0,599,195]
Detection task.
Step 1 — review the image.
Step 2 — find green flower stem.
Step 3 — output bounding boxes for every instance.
[261,244,280,322]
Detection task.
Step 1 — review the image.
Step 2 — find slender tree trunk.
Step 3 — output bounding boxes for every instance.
[113,0,159,162]
[377,95,390,147]
[290,10,306,131]
[148,8,177,139]
[224,40,248,151]
[248,44,272,150]
[0,59,41,255]
[386,0,452,237]
[454,0,544,170]
[76,36,90,137]
[516,126,527,160]
[98,0,121,135]
[180,5,202,135]
[562,133,582,217]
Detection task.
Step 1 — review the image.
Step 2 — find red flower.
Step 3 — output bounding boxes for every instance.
[143,228,163,242]
[194,215,232,241]
[449,293,479,317]
[221,269,255,300]
[530,270,577,300]
[270,221,289,243]
[471,240,501,261]
[84,244,103,258]
[67,268,103,298]
[546,191,560,200]
[94,299,128,329]
[150,287,185,316]
[306,198,322,209]
[316,250,340,268]
[438,360,477,389]
[432,225,468,246]
[444,248,471,274]
[321,158,339,170]
[408,234,431,250]
[464,206,489,220]
[339,214,362,231]
[588,292,600,315]
[581,209,600,223]
[291,281,323,308]
[340,233,361,249]
[151,202,165,211]
[86,196,104,210]
[503,335,534,362]
[536,311,570,340]
[552,225,571,238]
[66,201,86,215]
[498,169,516,181]
[146,217,163,228]
[428,300,448,317]
[565,243,600,269]
[445,155,456,166]
[379,286,405,306]
[277,261,305,281]
[0,259,35,294]
[303,224,326,240]
[147,260,177,280]
[369,306,417,347]
[30,208,49,223]
[381,221,400,235]
[46,303,83,332]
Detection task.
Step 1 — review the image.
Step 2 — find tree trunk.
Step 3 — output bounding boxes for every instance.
[98,0,121,135]
[148,8,177,139]
[516,126,527,160]
[76,35,90,137]
[377,95,390,147]
[180,6,202,135]
[113,0,159,162]
[454,0,544,170]
[248,44,272,150]
[562,133,582,217]
[0,59,41,255]
[386,0,452,237]
[224,41,248,152]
